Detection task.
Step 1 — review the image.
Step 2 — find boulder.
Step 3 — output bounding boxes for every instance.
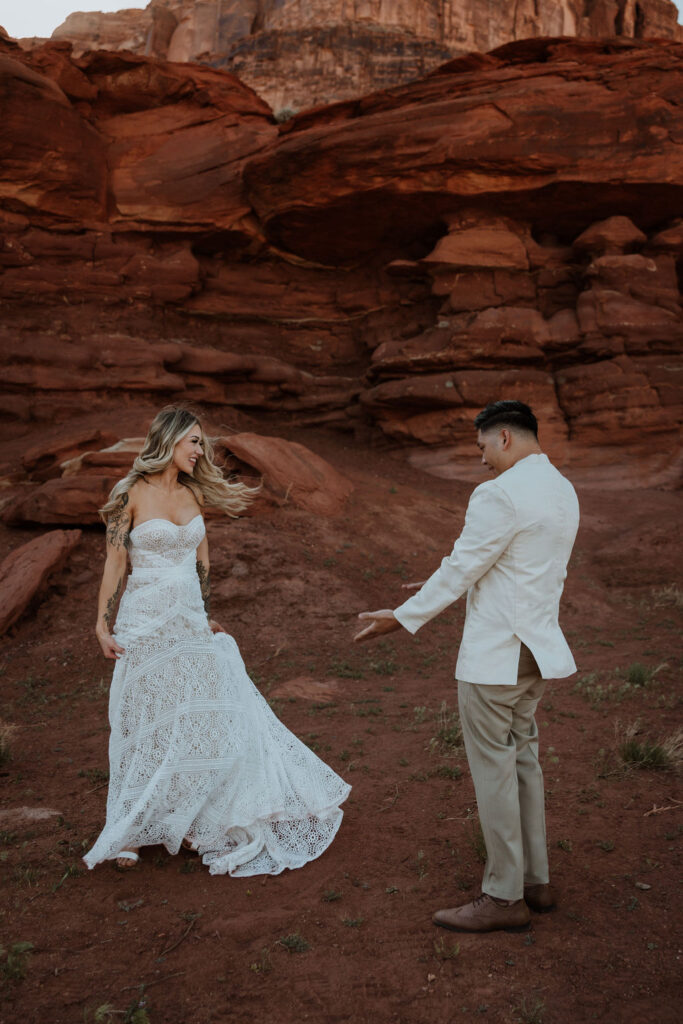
[3,477,115,526]
[0,529,81,634]
[221,433,354,516]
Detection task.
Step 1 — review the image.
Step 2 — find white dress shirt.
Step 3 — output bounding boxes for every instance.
[393,454,580,685]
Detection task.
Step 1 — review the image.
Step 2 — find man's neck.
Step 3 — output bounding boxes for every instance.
[503,443,543,472]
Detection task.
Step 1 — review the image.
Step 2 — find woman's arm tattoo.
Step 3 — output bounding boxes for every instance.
[106,493,131,550]
[196,559,211,617]
[103,576,123,632]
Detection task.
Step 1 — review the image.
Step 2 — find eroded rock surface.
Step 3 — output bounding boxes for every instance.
[0,36,681,492]
[40,1,683,111]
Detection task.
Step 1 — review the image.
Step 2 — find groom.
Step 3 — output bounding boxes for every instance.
[355,400,580,932]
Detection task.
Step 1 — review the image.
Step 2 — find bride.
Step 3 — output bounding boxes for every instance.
[84,406,350,874]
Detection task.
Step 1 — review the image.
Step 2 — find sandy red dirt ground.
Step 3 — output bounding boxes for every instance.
[1,431,681,1024]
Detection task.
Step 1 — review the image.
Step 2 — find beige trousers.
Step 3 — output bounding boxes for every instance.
[457,644,548,901]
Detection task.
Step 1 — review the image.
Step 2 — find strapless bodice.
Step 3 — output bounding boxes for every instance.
[128,515,205,573]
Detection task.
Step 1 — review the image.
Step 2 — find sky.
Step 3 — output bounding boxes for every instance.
[1,0,682,40]
[1,1,144,39]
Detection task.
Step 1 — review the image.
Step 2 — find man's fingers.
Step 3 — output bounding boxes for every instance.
[354,609,398,643]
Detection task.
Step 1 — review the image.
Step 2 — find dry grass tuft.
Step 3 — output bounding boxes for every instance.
[0,721,17,768]
[651,583,683,610]
[615,720,683,772]
[428,701,463,755]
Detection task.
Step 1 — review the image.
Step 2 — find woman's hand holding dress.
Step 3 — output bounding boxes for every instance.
[96,628,126,659]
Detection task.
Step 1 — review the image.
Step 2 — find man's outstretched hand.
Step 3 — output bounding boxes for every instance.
[354,609,401,643]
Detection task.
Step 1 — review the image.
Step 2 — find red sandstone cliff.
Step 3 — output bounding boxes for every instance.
[34,0,683,111]
[0,34,681,510]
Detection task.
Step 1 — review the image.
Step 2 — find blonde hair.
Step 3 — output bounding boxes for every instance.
[100,406,258,520]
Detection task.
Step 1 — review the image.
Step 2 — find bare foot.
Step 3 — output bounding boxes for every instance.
[182,838,198,853]
[115,848,140,870]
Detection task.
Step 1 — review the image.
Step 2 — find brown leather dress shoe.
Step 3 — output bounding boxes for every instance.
[524,883,556,913]
[433,893,530,933]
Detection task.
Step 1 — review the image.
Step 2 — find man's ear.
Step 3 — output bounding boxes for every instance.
[501,428,511,448]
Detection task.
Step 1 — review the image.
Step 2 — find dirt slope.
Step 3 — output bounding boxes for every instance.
[1,430,680,1024]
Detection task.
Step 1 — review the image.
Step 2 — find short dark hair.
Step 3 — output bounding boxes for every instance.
[474,400,538,438]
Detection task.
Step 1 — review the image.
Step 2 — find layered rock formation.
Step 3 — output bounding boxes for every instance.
[42,0,683,111]
[0,34,681,500]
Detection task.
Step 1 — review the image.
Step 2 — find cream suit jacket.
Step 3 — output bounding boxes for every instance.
[393,453,580,685]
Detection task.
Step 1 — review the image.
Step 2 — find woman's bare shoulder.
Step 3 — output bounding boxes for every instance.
[125,478,146,508]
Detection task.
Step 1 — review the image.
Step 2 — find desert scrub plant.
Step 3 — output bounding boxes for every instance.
[428,701,463,755]
[249,947,272,974]
[52,862,83,891]
[0,941,33,985]
[468,822,487,864]
[328,658,364,679]
[0,720,17,767]
[78,768,109,784]
[572,671,654,708]
[90,999,150,1023]
[623,662,666,687]
[616,721,683,771]
[369,657,397,676]
[513,996,545,1023]
[432,764,462,780]
[651,583,683,610]
[278,933,309,953]
[433,936,460,961]
[596,839,615,851]
[13,866,43,888]
[274,106,297,123]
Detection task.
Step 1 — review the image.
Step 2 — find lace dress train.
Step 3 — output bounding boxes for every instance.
[83,516,351,876]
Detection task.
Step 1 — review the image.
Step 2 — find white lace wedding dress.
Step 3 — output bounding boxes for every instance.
[83,515,350,875]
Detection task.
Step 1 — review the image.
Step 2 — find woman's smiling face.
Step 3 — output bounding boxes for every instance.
[173,423,204,475]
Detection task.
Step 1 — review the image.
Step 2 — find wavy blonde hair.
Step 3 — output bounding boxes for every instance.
[100,406,258,520]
